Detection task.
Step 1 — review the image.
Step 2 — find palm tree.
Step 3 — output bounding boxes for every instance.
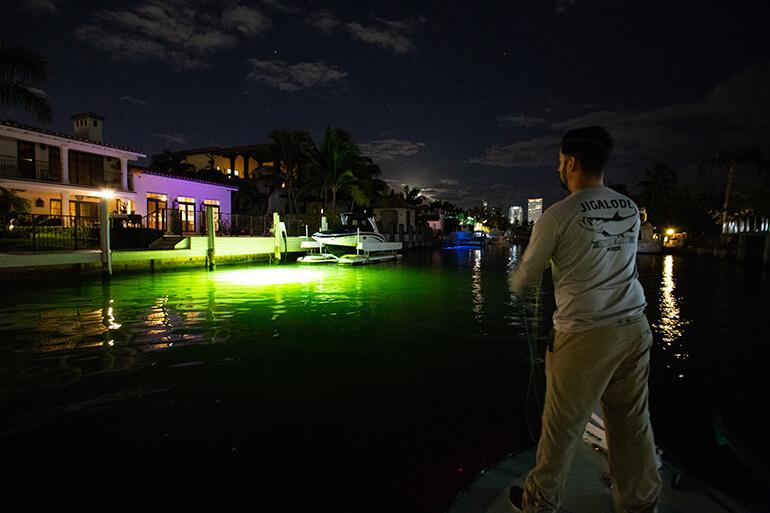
[150,150,196,175]
[268,130,312,213]
[233,175,266,215]
[700,145,767,234]
[637,161,678,226]
[401,184,423,207]
[347,156,387,211]
[306,127,362,215]
[0,186,30,224]
[0,40,52,123]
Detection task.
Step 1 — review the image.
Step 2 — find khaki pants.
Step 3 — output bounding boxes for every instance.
[522,316,662,513]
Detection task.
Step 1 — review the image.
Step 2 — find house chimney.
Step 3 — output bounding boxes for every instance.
[71,113,104,142]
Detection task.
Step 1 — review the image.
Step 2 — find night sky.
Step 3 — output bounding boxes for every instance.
[3,0,769,208]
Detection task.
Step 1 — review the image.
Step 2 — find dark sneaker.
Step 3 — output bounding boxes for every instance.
[508,485,524,512]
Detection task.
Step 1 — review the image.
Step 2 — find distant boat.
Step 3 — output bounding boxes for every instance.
[487,228,505,244]
[638,221,662,254]
[444,230,486,249]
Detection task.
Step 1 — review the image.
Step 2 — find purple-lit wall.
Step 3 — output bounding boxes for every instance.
[131,170,237,216]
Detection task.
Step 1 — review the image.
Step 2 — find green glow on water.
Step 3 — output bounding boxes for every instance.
[212,267,326,286]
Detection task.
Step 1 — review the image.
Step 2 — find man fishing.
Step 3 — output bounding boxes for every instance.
[508,126,661,513]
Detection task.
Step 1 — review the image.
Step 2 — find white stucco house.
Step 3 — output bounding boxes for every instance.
[0,114,144,219]
[129,166,237,233]
[0,115,238,234]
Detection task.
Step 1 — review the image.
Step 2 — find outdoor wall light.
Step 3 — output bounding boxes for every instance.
[35,198,44,207]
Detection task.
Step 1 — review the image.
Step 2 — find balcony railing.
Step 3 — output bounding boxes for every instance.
[0,154,61,182]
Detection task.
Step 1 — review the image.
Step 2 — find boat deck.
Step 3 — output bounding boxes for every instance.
[447,441,752,513]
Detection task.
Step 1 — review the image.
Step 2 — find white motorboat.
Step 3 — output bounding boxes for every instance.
[311,212,386,256]
[638,223,662,254]
[637,209,662,254]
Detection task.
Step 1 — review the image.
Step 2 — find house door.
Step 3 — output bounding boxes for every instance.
[147,197,167,230]
[178,198,196,232]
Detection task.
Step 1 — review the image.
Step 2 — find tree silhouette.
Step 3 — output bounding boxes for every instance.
[306,127,362,215]
[700,145,768,234]
[637,161,678,226]
[0,186,30,223]
[400,184,428,209]
[151,150,196,175]
[268,129,312,213]
[0,40,52,123]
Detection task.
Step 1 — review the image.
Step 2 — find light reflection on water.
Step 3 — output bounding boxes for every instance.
[656,255,688,345]
[472,248,483,321]
[651,255,690,380]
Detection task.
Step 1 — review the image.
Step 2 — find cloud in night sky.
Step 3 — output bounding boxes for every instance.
[153,132,194,146]
[555,0,579,15]
[359,139,425,161]
[120,95,150,107]
[304,10,341,34]
[260,0,302,15]
[18,0,60,14]
[222,5,272,35]
[346,15,424,54]
[246,59,347,91]
[470,134,561,168]
[74,1,269,69]
[498,115,549,128]
[473,65,770,170]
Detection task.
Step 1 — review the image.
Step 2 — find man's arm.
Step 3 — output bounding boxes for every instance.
[510,213,558,293]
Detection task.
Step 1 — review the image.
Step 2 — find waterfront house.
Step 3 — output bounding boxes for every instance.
[0,114,144,220]
[0,116,238,235]
[178,145,274,179]
[129,165,238,234]
[374,206,417,238]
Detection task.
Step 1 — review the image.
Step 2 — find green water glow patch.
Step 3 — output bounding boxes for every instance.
[212,267,327,286]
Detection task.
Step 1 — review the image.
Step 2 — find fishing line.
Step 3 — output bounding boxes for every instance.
[520,275,545,444]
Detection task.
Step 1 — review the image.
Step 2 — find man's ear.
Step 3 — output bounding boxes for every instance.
[566,155,577,173]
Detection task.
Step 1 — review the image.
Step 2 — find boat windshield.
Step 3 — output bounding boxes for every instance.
[339,213,376,232]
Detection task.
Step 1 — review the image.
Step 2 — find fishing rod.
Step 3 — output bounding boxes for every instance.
[520,273,547,443]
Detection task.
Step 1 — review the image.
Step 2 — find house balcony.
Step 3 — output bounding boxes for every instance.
[0,154,126,190]
[0,154,61,183]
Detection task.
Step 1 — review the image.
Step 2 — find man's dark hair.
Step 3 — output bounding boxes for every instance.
[561,126,614,175]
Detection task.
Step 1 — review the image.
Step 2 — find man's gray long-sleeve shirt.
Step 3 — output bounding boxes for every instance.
[511,185,646,333]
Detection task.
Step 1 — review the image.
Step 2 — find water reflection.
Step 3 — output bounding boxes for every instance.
[471,249,483,320]
[656,255,688,345]
[653,255,690,380]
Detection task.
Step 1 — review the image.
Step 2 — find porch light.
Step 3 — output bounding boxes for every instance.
[99,189,115,199]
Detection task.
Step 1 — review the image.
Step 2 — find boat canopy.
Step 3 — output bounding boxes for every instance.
[339,212,378,233]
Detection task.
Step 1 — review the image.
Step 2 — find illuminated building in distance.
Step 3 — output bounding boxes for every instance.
[527,198,543,224]
[509,206,523,225]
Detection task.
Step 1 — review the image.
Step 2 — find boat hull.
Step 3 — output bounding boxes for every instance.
[311,231,386,255]
[637,240,662,254]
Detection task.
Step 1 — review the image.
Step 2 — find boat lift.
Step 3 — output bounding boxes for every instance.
[297,227,402,265]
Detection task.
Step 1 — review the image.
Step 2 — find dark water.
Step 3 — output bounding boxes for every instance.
[0,247,767,512]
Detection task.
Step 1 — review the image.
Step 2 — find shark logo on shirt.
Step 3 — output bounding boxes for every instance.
[578,210,638,238]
